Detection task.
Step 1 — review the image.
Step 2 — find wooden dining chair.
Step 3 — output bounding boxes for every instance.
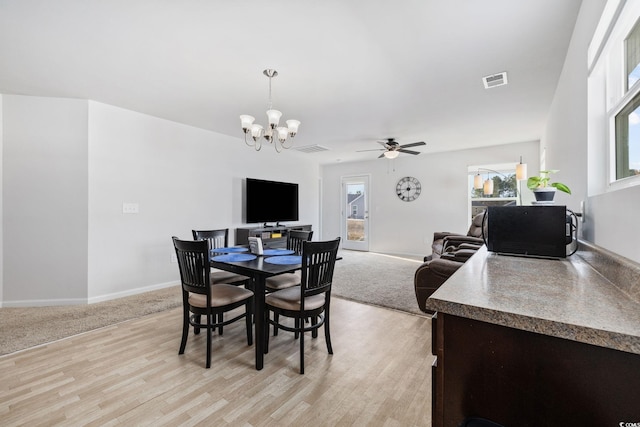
[265,237,340,374]
[173,237,254,368]
[192,229,251,286]
[265,229,314,292]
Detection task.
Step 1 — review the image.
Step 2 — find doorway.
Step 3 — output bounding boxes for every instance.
[341,175,370,251]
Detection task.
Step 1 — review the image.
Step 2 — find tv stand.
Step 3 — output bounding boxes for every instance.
[236,224,312,249]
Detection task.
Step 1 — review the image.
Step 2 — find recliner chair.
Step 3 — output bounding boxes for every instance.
[414,248,477,313]
[426,212,486,261]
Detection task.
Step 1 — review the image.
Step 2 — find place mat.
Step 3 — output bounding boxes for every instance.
[262,249,295,256]
[211,253,257,262]
[264,255,302,265]
[210,246,249,253]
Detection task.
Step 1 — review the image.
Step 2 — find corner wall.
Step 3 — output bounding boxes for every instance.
[3,95,89,304]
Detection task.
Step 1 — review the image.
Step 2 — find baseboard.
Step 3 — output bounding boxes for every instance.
[2,297,88,307]
[87,281,180,304]
[2,281,181,307]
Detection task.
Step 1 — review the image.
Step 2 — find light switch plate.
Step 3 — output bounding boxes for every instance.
[122,202,139,214]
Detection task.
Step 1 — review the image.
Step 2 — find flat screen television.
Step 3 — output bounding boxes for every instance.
[245,178,299,224]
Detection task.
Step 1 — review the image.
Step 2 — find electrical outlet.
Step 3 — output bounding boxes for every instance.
[122,202,139,214]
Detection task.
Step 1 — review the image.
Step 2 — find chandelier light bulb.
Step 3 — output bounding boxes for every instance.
[286,119,300,137]
[276,127,289,143]
[240,115,255,133]
[266,109,282,129]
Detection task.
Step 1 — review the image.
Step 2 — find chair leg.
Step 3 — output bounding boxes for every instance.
[324,310,333,355]
[264,309,270,354]
[311,316,318,339]
[217,313,224,335]
[206,314,212,369]
[194,314,201,334]
[299,323,305,374]
[179,307,189,355]
[245,302,253,346]
[273,313,279,336]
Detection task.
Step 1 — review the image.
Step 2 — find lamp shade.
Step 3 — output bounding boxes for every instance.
[474,173,483,189]
[516,162,528,181]
[384,150,400,159]
[286,119,300,136]
[483,178,494,195]
[250,124,263,140]
[276,127,289,143]
[266,109,282,128]
[240,115,255,132]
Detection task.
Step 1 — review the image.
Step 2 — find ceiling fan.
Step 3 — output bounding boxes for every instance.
[357,138,426,159]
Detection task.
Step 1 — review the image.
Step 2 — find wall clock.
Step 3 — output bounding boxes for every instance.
[396,176,421,202]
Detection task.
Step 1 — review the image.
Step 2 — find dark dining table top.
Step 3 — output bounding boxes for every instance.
[209,255,301,277]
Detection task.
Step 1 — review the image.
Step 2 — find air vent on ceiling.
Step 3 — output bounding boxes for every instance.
[294,144,330,153]
[482,72,508,89]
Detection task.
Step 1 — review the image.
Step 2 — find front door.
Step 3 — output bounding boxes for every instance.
[341,175,370,251]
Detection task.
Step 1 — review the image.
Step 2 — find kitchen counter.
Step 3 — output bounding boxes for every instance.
[426,243,640,355]
[426,241,640,426]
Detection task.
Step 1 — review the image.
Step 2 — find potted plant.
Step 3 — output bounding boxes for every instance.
[527,170,571,202]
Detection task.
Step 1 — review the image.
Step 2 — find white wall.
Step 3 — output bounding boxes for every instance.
[545,0,640,263]
[321,141,539,257]
[3,95,89,305]
[1,96,320,306]
[87,101,320,301]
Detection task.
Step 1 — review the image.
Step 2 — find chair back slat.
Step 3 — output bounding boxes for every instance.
[173,237,211,295]
[192,229,229,250]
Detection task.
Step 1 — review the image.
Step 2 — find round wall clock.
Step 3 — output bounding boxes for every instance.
[396,176,421,202]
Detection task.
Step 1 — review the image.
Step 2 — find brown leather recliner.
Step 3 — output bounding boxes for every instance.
[426,212,486,261]
[414,249,477,313]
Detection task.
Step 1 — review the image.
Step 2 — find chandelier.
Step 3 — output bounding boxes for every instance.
[239,69,300,152]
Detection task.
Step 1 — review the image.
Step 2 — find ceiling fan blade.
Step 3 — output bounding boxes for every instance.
[356,148,385,152]
[377,141,391,148]
[378,153,386,159]
[399,141,426,148]
[398,149,421,155]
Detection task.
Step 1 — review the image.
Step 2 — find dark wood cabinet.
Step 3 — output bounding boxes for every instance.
[235,224,312,249]
[431,313,640,427]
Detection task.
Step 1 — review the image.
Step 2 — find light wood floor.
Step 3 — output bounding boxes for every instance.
[0,297,433,426]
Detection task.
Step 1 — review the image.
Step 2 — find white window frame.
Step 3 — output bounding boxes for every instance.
[590,0,640,192]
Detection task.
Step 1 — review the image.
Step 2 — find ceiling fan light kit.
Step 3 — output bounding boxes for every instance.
[240,69,300,152]
[357,138,426,159]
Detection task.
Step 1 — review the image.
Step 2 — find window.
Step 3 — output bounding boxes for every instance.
[614,92,640,179]
[468,164,518,218]
[613,15,640,182]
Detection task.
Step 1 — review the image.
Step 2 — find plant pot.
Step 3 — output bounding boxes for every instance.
[533,188,556,202]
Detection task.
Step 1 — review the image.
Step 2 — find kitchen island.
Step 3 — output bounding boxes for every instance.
[426,242,640,427]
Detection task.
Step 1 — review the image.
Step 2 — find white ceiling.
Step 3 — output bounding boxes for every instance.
[0,0,582,164]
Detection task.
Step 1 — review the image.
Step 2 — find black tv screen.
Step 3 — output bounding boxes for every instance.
[245,178,299,224]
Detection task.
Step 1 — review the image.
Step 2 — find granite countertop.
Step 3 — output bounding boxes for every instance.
[426,245,640,355]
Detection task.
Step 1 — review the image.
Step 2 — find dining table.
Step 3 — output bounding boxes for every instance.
[209,248,301,370]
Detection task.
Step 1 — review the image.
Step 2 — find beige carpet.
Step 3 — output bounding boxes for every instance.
[332,250,426,316]
[0,250,426,356]
[0,286,182,356]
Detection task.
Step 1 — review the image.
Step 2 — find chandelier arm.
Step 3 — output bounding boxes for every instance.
[244,132,254,147]
[280,139,294,150]
[274,140,283,153]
